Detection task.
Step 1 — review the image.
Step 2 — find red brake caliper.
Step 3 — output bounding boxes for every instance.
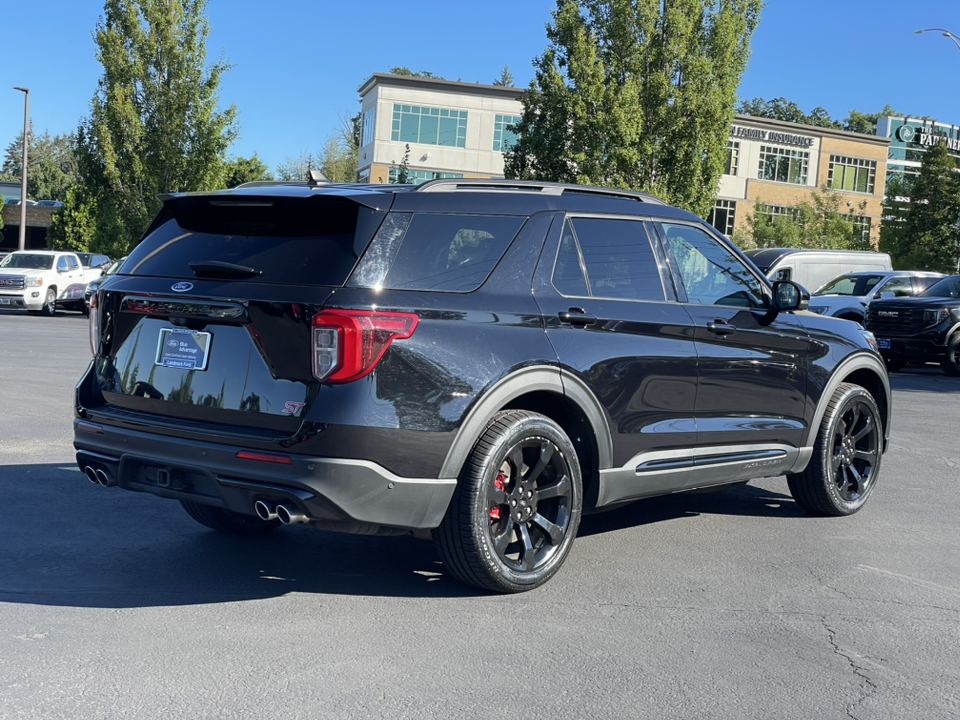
[490,470,508,520]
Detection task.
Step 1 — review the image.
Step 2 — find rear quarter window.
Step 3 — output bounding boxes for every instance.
[352,213,526,293]
[122,196,384,286]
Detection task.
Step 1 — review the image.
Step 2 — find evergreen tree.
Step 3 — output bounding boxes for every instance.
[223,154,273,188]
[505,0,762,217]
[75,0,237,252]
[2,127,78,202]
[493,64,514,86]
[892,141,960,272]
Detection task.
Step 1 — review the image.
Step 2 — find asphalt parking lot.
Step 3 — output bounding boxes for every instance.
[1,308,958,720]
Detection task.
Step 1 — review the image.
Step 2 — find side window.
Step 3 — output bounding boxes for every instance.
[67,256,80,270]
[879,277,915,297]
[773,268,791,282]
[57,256,69,272]
[552,222,589,296]
[381,214,525,292]
[564,217,664,301]
[661,223,765,308]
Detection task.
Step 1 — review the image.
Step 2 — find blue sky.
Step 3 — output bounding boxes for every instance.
[2,0,959,176]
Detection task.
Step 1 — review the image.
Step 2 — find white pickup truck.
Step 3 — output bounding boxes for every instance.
[0,250,104,316]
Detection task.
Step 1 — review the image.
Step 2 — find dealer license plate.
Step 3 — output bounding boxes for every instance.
[0,298,10,305]
[155,328,211,370]
[877,338,890,349]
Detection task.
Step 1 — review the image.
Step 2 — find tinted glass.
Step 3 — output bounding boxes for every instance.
[552,223,588,297]
[877,276,915,297]
[122,197,380,287]
[381,214,525,292]
[662,223,764,308]
[0,254,53,270]
[921,276,960,298]
[57,257,69,272]
[66,256,80,270]
[817,274,884,295]
[571,218,663,301]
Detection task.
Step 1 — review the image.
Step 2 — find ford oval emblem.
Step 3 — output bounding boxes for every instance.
[171,282,193,293]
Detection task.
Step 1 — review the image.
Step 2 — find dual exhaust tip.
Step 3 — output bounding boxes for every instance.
[84,465,115,487]
[254,500,307,525]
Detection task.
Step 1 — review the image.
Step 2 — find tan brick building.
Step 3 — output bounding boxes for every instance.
[711,115,889,247]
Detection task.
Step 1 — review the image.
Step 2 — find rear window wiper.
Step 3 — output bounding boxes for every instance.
[189,261,263,279]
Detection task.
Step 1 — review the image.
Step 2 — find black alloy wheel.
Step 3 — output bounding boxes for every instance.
[787,383,882,516]
[434,410,582,593]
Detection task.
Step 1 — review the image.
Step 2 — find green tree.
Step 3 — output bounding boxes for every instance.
[74,0,238,253]
[2,127,78,201]
[223,154,273,188]
[738,186,869,250]
[388,66,443,79]
[275,151,318,181]
[737,97,840,128]
[493,64,514,86]
[393,144,411,184]
[885,141,960,271]
[47,185,99,253]
[505,0,762,217]
[843,104,897,135]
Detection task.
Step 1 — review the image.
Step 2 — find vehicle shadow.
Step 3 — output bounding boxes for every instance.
[0,464,802,608]
[578,481,803,537]
[888,366,960,393]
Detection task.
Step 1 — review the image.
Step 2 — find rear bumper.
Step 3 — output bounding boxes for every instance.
[74,419,457,531]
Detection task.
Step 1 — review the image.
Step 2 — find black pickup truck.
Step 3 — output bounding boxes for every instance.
[865,274,960,375]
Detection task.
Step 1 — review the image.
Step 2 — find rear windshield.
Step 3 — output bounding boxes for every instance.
[122,196,384,286]
[0,253,54,270]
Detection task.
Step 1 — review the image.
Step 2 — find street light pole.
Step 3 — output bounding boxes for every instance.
[13,87,29,252]
[915,28,960,51]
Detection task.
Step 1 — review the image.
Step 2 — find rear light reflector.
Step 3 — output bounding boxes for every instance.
[312,309,419,384]
[76,421,105,435]
[236,451,294,465]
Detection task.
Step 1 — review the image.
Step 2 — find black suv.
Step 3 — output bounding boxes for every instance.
[865,274,960,375]
[74,179,891,593]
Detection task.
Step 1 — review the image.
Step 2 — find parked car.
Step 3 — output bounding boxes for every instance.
[54,253,112,312]
[744,248,892,294]
[35,200,64,208]
[808,271,945,324]
[0,250,88,315]
[74,179,891,593]
[865,274,960,375]
[83,256,126,313]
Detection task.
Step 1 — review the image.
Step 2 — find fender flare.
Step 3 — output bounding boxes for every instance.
[438,365,613,479]
[795,351,891,469]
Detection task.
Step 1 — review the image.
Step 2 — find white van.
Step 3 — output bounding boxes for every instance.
[743,248,892,293]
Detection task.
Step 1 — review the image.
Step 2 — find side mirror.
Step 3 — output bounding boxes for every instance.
[772,280,809,312]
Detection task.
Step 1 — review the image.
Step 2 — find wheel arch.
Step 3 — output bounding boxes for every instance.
[438,367,612,505]
[802,352,891,455]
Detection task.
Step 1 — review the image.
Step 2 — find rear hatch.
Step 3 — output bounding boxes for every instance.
[91,191,390,435]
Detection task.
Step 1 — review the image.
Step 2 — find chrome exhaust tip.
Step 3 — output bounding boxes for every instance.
[84,466,100,484]
[275,504,308,525]
[94,468,114,487]
[254,500,278,522]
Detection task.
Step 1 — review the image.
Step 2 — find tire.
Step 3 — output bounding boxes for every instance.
[41,287,57,316]
[941,334,960,377]
[787,383,882,516]
[433,410,582,593]
[179,500,281,535]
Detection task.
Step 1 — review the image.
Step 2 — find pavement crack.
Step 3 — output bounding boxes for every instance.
[821,617,877,720]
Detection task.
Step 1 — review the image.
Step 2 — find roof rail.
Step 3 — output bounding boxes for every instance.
[415,178,665,204]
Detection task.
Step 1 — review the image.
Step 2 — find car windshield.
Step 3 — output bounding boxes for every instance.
[920,275,960,298]
[815,274,884,296]
[0,253,54,270]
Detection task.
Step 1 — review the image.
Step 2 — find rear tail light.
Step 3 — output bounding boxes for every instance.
[312,309,419,383]
[89,293,100,356]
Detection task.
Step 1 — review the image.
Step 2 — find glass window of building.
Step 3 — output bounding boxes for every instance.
[362,107,376,147]
[388,168,464,185]
[758,204,798,222]
[493,115,522,152]
[758,145,809,185]
[724,141,740,175]
[853,215,871,245]
[708,200,736,236]
[828,155,876,194]
[391,104,467,148]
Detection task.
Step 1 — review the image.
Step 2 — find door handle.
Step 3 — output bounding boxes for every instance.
[558,309,598,327]
[706,320,736,336]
